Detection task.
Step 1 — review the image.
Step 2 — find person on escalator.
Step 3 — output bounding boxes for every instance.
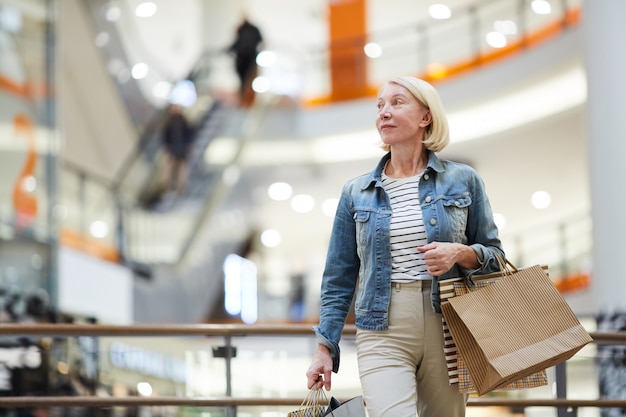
[227,16,263,108]
[161,103,194,197]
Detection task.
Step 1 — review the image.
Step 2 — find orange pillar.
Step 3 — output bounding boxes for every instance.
[328,0,368,102]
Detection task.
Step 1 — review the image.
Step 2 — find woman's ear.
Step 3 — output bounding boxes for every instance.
[419,110,432,127]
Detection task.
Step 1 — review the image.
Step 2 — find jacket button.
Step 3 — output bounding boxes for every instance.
[430,218,437,225]
[423,174,430,180]
[425,196,432,203]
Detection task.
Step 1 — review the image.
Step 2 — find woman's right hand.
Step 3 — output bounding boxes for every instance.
[306,344,333,390]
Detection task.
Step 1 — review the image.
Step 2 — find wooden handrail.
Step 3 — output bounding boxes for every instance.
[0,323,327,337]
[0,396,625,409]
[0,324,624,345]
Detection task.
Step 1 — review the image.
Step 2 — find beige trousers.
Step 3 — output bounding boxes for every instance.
[356,280,468,417]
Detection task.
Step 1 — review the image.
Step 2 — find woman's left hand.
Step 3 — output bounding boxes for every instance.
[417,242,477,276]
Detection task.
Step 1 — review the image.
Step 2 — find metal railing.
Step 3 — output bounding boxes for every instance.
[0,323,624,416]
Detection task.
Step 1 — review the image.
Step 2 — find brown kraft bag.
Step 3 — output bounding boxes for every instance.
[441,261,593,396]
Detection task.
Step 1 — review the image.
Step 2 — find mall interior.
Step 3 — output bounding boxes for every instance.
[1,0,626,416]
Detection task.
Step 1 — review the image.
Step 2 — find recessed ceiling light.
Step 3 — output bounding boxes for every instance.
[291,194,315,213]
[531,0,552,15]
[131,63,149,79]
[260,229,282,248]
[486,31,507,48]
[268,182,293,201]
[252,76,271,93]
[89,220,109,239]
[494,20,517,35]
[135,2,157,17]
[364,42,382,58]
[429,4,452,20]
[531,191,552,209]
[257,50,277,67]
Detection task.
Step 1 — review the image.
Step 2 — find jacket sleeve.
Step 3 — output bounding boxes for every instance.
[462,169,505,278]
[313,185,360,373]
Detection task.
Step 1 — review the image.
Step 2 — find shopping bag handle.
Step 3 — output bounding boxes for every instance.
[298,387,327,410]
[494,253,519,274]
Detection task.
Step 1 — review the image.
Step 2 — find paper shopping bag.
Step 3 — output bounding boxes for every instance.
[288,388,327,417]
[441,263,592,396]
[439,268,548,393]
[323,396,366,416]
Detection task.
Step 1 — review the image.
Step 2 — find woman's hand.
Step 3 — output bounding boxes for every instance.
[417,242,478,276]
[306,344,333,390]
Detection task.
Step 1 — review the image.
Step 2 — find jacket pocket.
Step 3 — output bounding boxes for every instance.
[353,210,371,247]
[442,194,471,241]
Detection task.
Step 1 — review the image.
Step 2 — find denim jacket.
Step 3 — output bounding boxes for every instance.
[313,151,504,372]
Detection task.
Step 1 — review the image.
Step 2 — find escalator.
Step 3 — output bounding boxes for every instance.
[54,0,274,323]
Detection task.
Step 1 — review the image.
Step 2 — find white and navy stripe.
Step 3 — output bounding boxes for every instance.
[382,173,431,282]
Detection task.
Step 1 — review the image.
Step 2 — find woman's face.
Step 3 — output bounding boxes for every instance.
[376,82,431,149]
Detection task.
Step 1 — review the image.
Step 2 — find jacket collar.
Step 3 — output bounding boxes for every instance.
[362,151,445,190]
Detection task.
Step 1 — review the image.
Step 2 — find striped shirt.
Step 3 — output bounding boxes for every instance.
[382,172,431,282]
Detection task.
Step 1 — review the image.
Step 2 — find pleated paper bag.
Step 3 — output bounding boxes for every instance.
[440,269,548,393]
[441,263,593,396]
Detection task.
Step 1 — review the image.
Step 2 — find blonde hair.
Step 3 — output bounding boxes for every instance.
[380,76,450,153]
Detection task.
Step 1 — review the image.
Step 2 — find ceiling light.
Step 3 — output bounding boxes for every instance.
[486,31,507,48]
[268,182,293,201]
[131,63,149,79]
[260,229,282,248]
[364,42,382,58]
[89,221,109,239]
[135,2,157,17]
[429,4,452,20]
[256,50,277,67]
[531,191,552,209]
[291,194,315,213]
[493,20,517,35]
[531,0,552,15]
[137,382,152,396]
[252,76,271,93]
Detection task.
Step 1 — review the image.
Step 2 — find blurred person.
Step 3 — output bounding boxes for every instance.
[161,103,194,197]
[305,76,505,416]
[227,16,263,107]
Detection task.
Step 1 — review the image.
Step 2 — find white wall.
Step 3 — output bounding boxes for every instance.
[58,247,133,324]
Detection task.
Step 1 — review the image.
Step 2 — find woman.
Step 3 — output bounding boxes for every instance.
[306,76,504,416]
